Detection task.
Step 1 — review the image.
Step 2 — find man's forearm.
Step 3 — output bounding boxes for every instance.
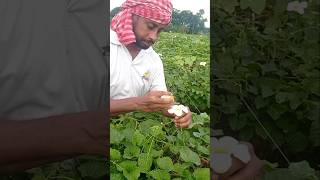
[0,111,108,166]
[110,98,141,116]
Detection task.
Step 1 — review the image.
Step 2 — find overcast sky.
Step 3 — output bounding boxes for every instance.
[110,0,210,27]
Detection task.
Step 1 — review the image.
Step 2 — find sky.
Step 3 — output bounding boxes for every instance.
[110,0,210,27]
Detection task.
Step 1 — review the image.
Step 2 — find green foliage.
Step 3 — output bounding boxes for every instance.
[110,112,210,179]
[166,9,209,34]
[212,0,320,174]
[263,161,319,180]
[154,32,210,113]
[110,7,209,34]
[109,31,210,179]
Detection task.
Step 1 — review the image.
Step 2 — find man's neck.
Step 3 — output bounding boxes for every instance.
[125,44,141,60]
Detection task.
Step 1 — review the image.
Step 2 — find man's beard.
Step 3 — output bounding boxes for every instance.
[135,39,153,50]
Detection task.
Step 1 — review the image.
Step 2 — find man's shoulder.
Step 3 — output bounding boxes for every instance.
[110,29,121,46]
[145,47,162,61]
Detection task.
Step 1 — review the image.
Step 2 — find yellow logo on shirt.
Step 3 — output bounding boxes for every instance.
[143,71,151,80]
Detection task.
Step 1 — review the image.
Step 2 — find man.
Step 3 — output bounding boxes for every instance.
[109,1,263,179]
[109,0,192,128]
[0,0,108,173]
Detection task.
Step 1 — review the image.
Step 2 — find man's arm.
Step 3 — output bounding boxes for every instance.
[110,91,173,116]
[0,111,108,172]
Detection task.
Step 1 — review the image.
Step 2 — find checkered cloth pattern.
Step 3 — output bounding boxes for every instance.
[111,0,173,45]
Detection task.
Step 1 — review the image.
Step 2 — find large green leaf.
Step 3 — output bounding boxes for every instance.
[156,157,174,171]
[110,148,121,161]
[240,0,266,14]
[77,161,107,178]
[123,145,140,159]
[179,147,201,165]
[110,126,124,144]
[118,161,140,180]
[193,168,210,180]
[148,169,171,180]
[138,153,153,173]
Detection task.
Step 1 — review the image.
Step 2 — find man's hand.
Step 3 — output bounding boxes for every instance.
[212,142,264,180]
[136,91,174,112]
[161,105,192,128]
[173,107,192,128]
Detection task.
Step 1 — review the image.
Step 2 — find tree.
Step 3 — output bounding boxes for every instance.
[110,7,208,34]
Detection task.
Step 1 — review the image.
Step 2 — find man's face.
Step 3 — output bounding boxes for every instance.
[132,14,167,49]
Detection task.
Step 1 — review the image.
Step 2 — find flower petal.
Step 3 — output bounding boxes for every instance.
[168,108,175,114]
[287,1,299,11]
[211,137,219,147]
[301,1,308,8]
[211,153,232,174]
[182,106,189,113]
[297,8,304,14]
[175,110,183,117]
[232,144,251,164]
[219,136,238,152]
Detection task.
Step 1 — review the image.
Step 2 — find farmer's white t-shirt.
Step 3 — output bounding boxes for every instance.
[110,29,167,99]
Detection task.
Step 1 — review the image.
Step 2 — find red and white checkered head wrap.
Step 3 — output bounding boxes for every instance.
[111,0,173,45]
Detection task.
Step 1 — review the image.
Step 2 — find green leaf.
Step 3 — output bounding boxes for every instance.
[310,118,320,147]
[150,125,163,137]
[148,169,171,180]
[287,92,306,110]
[139,120,161,134]
[119,161,140,180]
[123,145,140,159]
[170,145,180,155]
[255,96,269,109]
[193,168,210,180]
[286,132,308,153]
[156,157,174,171]
[240,0,250,9]
[179,147,201,165]
[111,173,126,180]
[138,153,153,173]
[240,0,266,14]
[110,148,121,160]
[132,130,145,147]
[289,161,318,179]
[229,114,247,131]
[122,127,135,142]
[217,0,238,13]
[78,161,107,178]
[263,168,294,180]
[249,0,266,14]
[275,92,289,104]
[261,84,274,98]
[239,126,254,140]
[151,149,164,158]
[196,145,210,155]
[110,126,124,144]
[267,104,287,120]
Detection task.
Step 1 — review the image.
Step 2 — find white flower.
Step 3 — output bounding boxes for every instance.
[160,95,174,102]
[168,104,189,117]
[211,136,251,174]
[199,62,206,66]
[287,1,308,14]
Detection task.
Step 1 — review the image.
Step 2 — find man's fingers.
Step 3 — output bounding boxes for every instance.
[219,157,245,179]
[174,112,192,128]
[149,90,171,97]
[226,143,264,180]
[228,155,264,180]
[174,112,191,123]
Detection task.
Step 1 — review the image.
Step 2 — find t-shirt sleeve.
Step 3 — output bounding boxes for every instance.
[150,55,167,92]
